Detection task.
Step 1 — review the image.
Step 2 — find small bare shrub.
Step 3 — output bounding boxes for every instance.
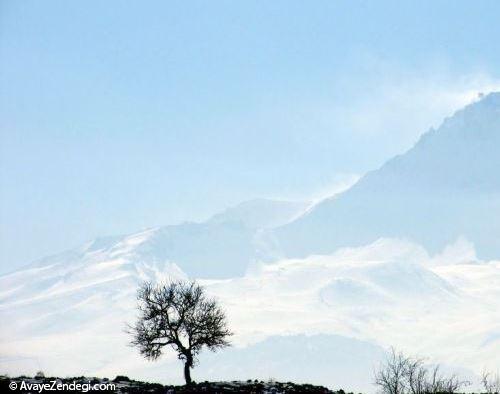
[482,370,500,394]
[374,348,469,394]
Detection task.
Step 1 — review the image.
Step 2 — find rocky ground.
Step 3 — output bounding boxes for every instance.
[0,375,346,393]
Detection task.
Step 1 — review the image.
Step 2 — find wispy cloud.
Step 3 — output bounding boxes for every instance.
[323,60,500,143]
[309,173,361,202]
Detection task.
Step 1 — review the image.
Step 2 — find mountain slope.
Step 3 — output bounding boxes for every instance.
[208,198,310,229]
[274,92,500,259]
[11,199,308,280]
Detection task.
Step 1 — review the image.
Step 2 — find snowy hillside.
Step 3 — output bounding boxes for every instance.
[0,235,498,392]
[273,92,500,260]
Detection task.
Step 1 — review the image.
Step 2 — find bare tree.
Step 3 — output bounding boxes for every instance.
[374,348,410,394]
[374,348,469,394]
[482,370,500,394]
[128,280,232,384]
[406,356,427,394]
[423,365,467,394]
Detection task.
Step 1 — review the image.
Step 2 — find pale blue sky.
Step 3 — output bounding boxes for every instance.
[1,0,500,271]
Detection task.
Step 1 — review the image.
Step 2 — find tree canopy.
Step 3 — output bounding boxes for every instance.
[129,280,232,384]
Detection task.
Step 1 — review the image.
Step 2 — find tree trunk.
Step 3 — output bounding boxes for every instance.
[183,354,193,385]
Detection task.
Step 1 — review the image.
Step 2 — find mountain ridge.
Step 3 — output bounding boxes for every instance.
[4,198,309,279]
[6,93,500,277]
[272,92,500,259]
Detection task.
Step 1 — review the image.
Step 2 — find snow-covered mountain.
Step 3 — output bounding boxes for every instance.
[273,92,500,260]
[10,199,308,280]
[1,94,500,391]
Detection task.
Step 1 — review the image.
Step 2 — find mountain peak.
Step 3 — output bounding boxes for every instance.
[274,95,500,259]
[436,91,500,136]
[476,90,500,105]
